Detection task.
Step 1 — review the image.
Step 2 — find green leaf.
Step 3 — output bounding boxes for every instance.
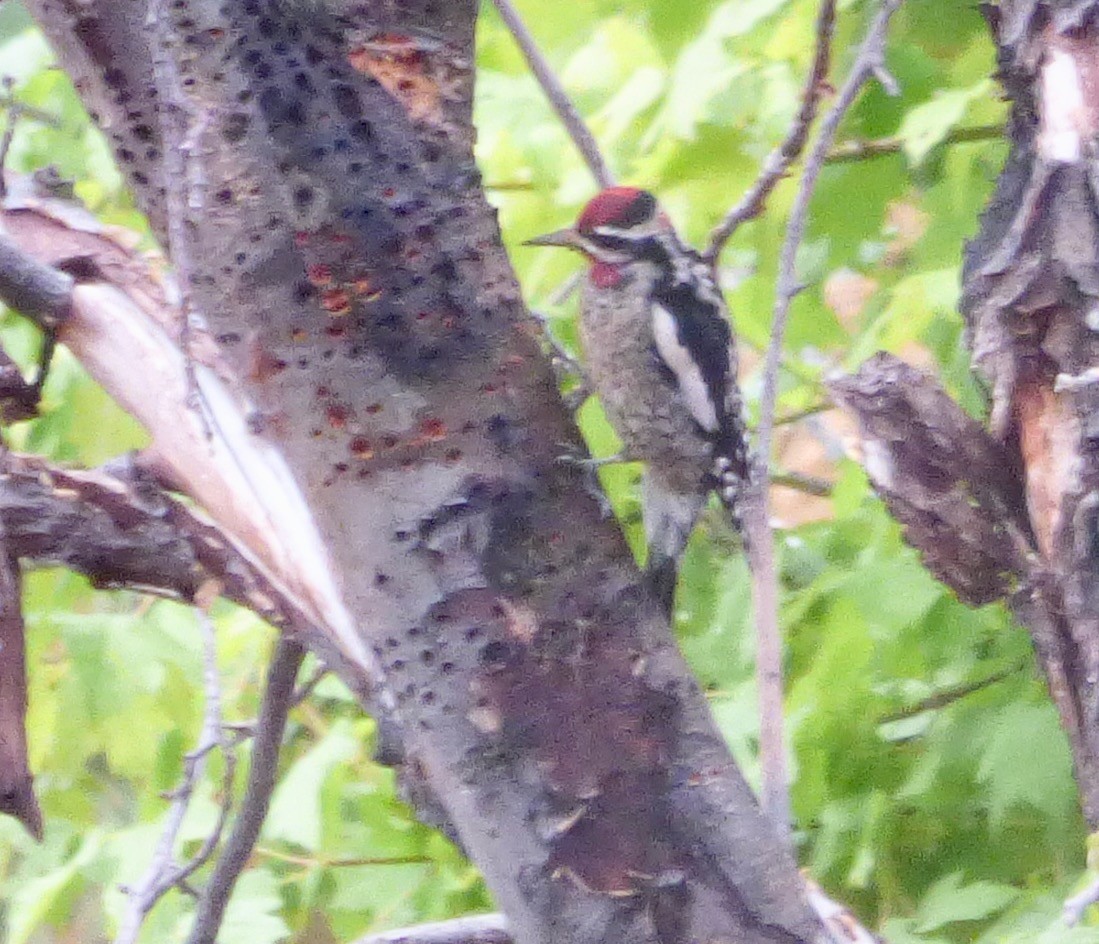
[897,80,992,166]
[192,871,290,944]
[914,872,1018,932]
[6,833,103,944]
[265,722,358,850]
[977,702,1076,826]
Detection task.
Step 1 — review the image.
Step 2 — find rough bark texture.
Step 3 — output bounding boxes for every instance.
[0,452,306,632]
[962,0,1099,827]
[832,0,1099,828]
[828,356,1032,609]
[23,3,824,942]
[828,356,1088,811]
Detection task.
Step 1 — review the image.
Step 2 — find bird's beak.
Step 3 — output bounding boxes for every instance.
[524,226,582,250]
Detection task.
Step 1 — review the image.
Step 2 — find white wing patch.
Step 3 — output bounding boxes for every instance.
[651,303,718,433]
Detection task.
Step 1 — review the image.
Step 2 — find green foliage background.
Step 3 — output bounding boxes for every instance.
[0,0,1095,941]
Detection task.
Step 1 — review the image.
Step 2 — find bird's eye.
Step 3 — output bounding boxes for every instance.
[614,190,657,228]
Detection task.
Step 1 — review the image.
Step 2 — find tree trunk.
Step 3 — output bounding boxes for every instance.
[23,2,824,941]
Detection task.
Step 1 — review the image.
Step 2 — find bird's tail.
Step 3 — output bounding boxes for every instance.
[640,469,706,618]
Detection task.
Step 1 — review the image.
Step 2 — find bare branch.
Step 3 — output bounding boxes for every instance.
[827,123,1003,164]
[774,401,832,426]
[186,637,305,944]
[0,179,383,688]
[758,0,904,466]
[489,0,614,189]
[746,0,905,843]
[826,354,1031,607]
[741,500,788,837]
[703,0,837,264]
[878,661,1026,724]
[350,914,513,944]
[1065,876,1099,926]
[0,78,65,198]
[116,613,233,944]
[291,661,329,706]
[770,470,833,497]
[0,451,317,634]
[0,232,72,327]
[253,848,433,869]
[166,619,238,892]
[0,517,41,840]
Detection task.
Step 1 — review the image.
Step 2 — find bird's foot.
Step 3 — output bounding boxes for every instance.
[530,309,592,400]
[555,444,622,518]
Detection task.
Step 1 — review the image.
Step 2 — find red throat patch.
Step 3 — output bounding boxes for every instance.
[591,261,624,288]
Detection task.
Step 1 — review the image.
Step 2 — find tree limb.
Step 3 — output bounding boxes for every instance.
[489,0,615,188]
[826,123,1004,164]
[704,0,838,264]
[116,613,235,944]
[186,636,305,944]
[747,0,905,842]
[22,3,831,940]
[0,231,72,327]
[0,516,41,840]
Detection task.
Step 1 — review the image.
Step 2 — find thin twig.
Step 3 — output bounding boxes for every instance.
[1065,875,1099,926]
[878,661,1025,724]
[774,401,832,426]
[489,0,614,188]
[703,0,838,264]
[253,847,434,869]
[0,93,63,129]
[116,613,230,944]
[291,660,329,705]
[166,623,238,893]
[770,470,832,497]
[0,87,66,198]
[0,77,16,197]
[0,520,42,841]
[826,123,1003,164]
[758,2,903,470]
[746,0,905,845]
[186,637,305,944]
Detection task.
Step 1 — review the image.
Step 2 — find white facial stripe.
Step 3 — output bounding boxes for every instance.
[651,303,719,433]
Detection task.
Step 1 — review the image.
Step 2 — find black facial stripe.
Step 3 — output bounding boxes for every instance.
[589,231,666,259]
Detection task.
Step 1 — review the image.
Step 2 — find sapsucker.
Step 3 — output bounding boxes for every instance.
[527,186,750,614]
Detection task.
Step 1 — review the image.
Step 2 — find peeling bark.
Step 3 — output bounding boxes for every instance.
[23,3,824,942]
[830,0,1099,829]
[960,0,1099,826]
[829,356,1089,809]
[828,355,1032,609]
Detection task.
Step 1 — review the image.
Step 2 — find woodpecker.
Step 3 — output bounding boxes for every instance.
[527,186,750,614]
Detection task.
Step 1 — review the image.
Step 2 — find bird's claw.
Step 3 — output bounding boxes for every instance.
[531,309,589,385]
[555,444,619,518]
[555,446,625,471]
